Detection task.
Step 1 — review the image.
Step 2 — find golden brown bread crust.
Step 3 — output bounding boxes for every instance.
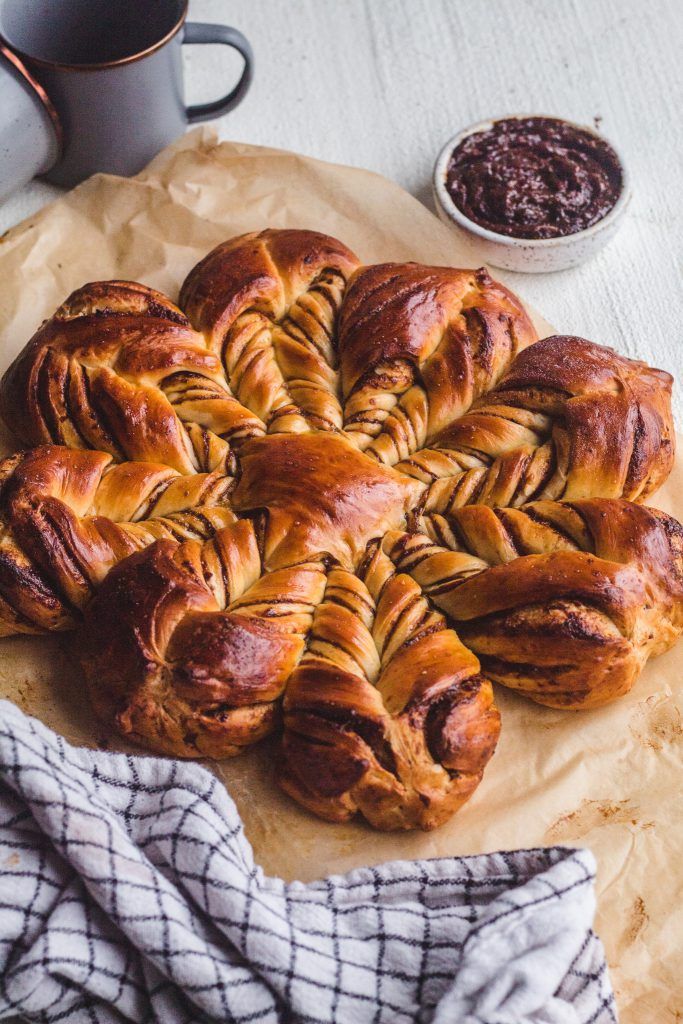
[399,335,674,507]
[390,499,683,709]
[81,530,501,829]
[0,280,260,473]
[180,228,360,345]
[0,445,235,635]
[279,546,501,830]
[338,262,538,462]
[76,492,683,824]
[0,227,680,831]
[81,534,309,758]
[180,228,361,433]
[230,432,424,569]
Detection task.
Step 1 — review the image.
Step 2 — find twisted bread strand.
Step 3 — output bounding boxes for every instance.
[0,446,235,635]
[0,280,264,474]
[180,229,360,433]
[384,499,683,709]
[80,527,330,758]
[230,431,425,571]
[339,264,537,463]
[398,336,674,508]
[281,546,500,831]
[79,525,500,829]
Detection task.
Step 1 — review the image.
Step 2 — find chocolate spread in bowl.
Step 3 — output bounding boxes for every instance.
[446,116,623,239]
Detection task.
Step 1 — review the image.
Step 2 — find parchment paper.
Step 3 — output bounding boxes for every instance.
[0,128,680,1023]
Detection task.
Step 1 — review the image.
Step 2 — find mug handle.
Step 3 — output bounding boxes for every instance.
[183,23,253,123]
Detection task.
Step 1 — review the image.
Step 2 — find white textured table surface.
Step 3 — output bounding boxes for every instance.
[1,0,681,417]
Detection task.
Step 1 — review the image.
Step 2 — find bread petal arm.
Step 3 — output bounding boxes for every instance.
[280,546,500,830]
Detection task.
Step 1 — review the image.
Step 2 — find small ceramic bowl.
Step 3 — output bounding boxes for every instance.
[432,115,631,273]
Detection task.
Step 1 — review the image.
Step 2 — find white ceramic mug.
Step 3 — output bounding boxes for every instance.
[0,43,61,202]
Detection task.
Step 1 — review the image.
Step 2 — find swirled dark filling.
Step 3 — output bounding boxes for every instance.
[446,117,623,240]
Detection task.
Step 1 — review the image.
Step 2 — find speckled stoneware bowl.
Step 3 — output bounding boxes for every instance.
[432,114,631,273]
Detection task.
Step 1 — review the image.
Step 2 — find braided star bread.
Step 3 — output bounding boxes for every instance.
[0,228,680,831]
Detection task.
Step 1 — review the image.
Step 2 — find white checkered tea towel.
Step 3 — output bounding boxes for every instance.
[0,700,616,1023]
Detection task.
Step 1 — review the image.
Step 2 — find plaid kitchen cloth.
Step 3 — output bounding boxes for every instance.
[0,700,616,1024]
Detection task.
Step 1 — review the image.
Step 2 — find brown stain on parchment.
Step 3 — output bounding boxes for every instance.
[625,897,648,944]
[6,676,36,713]
[616,896,649,956]
[544,799,654,843]
[629,693,683,751]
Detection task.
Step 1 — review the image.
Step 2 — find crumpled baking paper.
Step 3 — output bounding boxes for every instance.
[0,128,680,1023]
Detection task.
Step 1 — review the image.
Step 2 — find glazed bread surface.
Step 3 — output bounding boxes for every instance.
[0,227,679,831]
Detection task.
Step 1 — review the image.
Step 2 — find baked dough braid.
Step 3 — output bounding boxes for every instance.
[385,499,683,709]
[180,229,360,433]
[0,280,265,474]
[281,548,500,831]
[80,528,327,758]
[338,263,537,464]
[399,335,674,508]
[0,446,234,634]
[0,227,680,832]
[230,431,424,570]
